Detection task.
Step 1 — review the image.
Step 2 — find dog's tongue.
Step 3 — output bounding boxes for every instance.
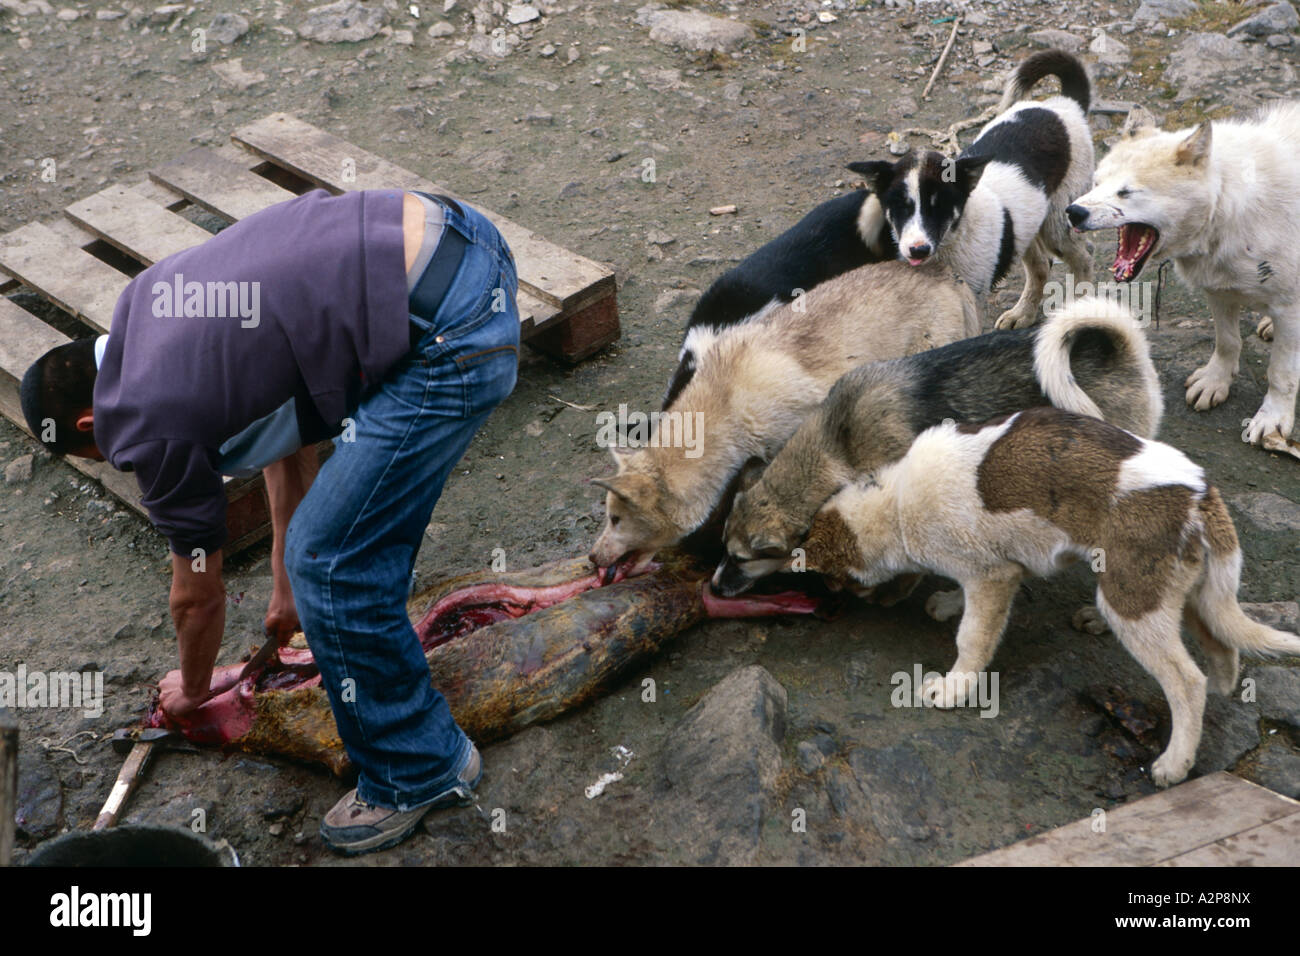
[1112,224,1156,282]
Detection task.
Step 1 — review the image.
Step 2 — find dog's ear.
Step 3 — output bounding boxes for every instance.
[734,456,767,493]
[591,476,634,504]
[1120,105,1158,138]
[1175,121,1212,167]
[846,160,895,193]
[954,155,992,191]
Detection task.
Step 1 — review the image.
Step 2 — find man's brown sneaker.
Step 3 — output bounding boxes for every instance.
[321,744,482,855]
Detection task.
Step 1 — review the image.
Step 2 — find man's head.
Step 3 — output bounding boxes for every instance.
[20,337,102,458]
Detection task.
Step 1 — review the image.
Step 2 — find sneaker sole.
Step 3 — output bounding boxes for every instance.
[321,810,431,856]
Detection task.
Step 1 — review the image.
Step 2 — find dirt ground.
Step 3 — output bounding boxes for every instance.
[1,0,1297,866]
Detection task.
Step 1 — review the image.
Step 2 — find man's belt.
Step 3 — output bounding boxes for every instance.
[409,193,469,347]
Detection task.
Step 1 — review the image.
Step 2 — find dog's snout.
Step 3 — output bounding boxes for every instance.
[907,243,931,260]
[1065,204,1089,229]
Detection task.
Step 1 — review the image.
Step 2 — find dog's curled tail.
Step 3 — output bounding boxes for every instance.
[997,49,1091,115]
[1033,295,1164,438]
[1194,487,1300,658]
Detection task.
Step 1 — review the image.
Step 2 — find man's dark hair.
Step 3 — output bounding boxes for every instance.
[20,337,99,456]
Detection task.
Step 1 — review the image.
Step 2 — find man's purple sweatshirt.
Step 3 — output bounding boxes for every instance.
[93,189,410,556]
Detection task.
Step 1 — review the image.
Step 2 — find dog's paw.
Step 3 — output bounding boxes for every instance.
[1185,362,1235,411]
[1257,315,1275,341]
[1149,750,1193,789]
[920,672,968,709]
[925,588,964,622]
[1071,604,1110,635]
[994,308,1037,331]
[1241,404,1295,448]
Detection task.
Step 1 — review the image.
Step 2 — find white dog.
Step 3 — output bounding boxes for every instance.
[1066,103,1300,457]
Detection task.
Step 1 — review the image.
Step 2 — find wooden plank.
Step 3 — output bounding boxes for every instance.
[0,222,127,333]
[64,184,212,265]
[149,147,296,222]
[1158,810,1300,866]
[230,112,616,314]
[957,773,1300,867]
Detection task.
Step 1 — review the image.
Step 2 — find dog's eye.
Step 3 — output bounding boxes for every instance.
[1116,187,1132,199]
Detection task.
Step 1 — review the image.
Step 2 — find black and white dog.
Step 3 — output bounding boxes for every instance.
[849,50,1095,330]
[662,189,896,408]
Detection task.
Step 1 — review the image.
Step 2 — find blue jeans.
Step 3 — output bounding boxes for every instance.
[284,199,519,810]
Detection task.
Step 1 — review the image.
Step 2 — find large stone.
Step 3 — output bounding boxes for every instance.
[849,744,950,843]
[1133,0,1197,21]
[1253,667,1300,732]
[659,665,787,864]
[16,751,62,840]
[1166,34,1265,99]
[637,5,753,53]
[298,0,386,43]
[1191,695,1260,775]
[1245,745,1300,798]
[1227,1,1299,38]
[1028,28,1084,53]
[4,454,33,484]
[210,58,266,91]
[206,12,250,45]
[1231,492,1300,533]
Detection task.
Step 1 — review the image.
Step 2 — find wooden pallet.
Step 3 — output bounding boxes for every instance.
[0,113,619,555]
[958,772,1300,866]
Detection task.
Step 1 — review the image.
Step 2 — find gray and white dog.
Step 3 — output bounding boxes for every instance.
[713,296,1163,599]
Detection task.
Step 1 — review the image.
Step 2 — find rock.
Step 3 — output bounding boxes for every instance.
[428,20,455,37]
[659,665,788,865]
[96,8,125,20]
[261,790,306,820]
[55,7,79,20]
[1254,667,1300,732]
[150,3,183,23]
[0,0,55,15]
[1243,602,1300,633]
[539,42,555,55]
[1090,29,1130,63]
[210,58,266,91]
[1230,491,1300,533]
[506,3,539,24]
[206,12,249,44]
[849,745,950,843]
[15,752,62,839]
[1132,0,1196,21]
[653,288,698,314]
[1227,2,1299,38]
[1027,28,1085,53]
[1166,33,1264,99]
[1191,695,1260,775]
[298,0,387,43]
[523,110,554,125]
[1267,32,1294,46]
[637,6,754,53]
[1246,745,1300,798]
[971,39,994,56]
[645,229,675,246]
[796,740,826,774]
[392,28,414,44]
[5,454,33,484]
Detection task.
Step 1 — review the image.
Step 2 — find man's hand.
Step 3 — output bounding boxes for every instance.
[157,669,212,720]
[264,586,300,646]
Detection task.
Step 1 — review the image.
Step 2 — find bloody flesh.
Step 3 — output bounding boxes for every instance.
[146,552,822,773]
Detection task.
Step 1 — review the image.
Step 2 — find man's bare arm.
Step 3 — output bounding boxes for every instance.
[159,548,226,717]
[263,445,320,641]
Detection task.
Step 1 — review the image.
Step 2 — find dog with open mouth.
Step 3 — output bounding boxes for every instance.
[1067,103,1300,458]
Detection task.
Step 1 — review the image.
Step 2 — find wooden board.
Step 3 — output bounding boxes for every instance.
[958,773,1300,866]
[231,112,616,315]
[149,147,297,223]
[64,183,212,265]
[0,222,127,332]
